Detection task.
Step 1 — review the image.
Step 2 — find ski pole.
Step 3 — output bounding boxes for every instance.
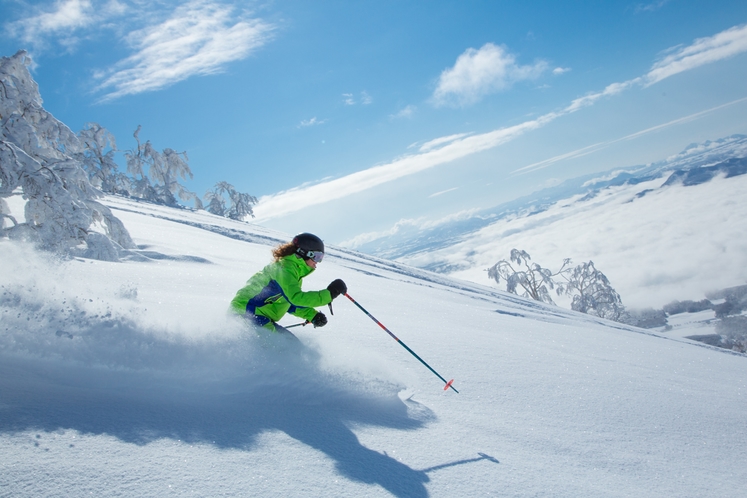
[286,321,309,329]
[344,293,458,393]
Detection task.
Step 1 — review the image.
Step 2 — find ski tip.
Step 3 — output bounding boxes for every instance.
[444,379,454,391]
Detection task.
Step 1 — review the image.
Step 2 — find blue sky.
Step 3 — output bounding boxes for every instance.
[2,0,747,247]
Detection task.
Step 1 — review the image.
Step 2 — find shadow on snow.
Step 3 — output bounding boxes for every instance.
[0,329,434,497]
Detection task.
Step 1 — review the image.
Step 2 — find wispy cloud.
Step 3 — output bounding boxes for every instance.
[431,43,548,107]
[7,0,124,52]
[299,117,326,128]
[252,24,747,221]
[511,142,609,176]
[5,0,275,99]
[634,0,670,14]
[428,187,459,198]
[10,0,95,39]
[343,91,373,106]
[94,1,274,101]
[563,79,641,113]
[644,23,747,86]
[390,104,416,119]
[418,133,471,152]
[512,97,747,175]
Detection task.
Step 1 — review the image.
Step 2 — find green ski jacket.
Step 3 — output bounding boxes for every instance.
[230,254,332,331]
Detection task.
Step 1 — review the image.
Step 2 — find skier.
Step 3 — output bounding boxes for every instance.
[230,233,347,337]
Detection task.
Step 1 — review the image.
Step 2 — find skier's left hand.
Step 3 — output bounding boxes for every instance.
[311,311,328,328]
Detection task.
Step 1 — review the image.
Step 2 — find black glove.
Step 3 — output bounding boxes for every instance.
[327,279,347,299]
[311,311,327,328]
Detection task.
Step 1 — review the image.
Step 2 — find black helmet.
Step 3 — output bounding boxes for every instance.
[292,233,324,261]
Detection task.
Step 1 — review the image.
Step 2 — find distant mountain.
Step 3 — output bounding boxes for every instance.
[356,134,747,261]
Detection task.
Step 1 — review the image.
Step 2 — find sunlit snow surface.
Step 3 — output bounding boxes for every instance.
[1,196,746,497]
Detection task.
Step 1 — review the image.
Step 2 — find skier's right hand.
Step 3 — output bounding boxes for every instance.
[311,311,328,328]
[327,279,347,299]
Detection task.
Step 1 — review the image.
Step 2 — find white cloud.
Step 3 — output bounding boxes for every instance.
[563,79,642,113]
[16,0,94,35]
[338,209,479,249]
[634,0,670,14]
[418,133,471,152]
[7,0,131,52]
[8,0,99,50]
[299,117,326,128]
[94,1,274,101]
[431,43,548,107]
[556,25,747,114]
[343,91,373,106]
[553,67,571,75]
[428,187,459,198]
[644,23,747,86]
[390,104,416,119]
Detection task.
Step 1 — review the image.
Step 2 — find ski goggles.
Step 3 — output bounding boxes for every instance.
[306,250,324,263]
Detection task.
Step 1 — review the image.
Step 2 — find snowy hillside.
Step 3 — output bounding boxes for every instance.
[363,136,747,314]
[1,197,746,497]
[399,169,747,310]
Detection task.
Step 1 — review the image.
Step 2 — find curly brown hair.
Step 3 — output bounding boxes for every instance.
[272,241,298,261]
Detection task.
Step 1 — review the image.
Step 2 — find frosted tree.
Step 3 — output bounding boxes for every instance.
[487,249,571,305]
[226,190,257,220]
[160,148,203,209]
[124,126,200,208]
[558,261,627,322]
[204,181,257,220]
[124,126,162,204]
[0,50,135,260]
[204,182,228,217]
[78,122,129,195]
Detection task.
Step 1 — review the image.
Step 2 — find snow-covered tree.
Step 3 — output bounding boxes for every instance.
[558,261,626,322]
[204,184,227,217]
[124,126,163,204]
[204,181,256,220]
[124,126,200,208]
[78,122,129,195]
[487,249,571,305]
[624,308,667,328]
[226,190,256,220]
[160,148,202,209]
[0,50,135,260]
[715,316,747,353]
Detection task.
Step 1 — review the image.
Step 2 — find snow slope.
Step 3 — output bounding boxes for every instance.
[1,196,746,497]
